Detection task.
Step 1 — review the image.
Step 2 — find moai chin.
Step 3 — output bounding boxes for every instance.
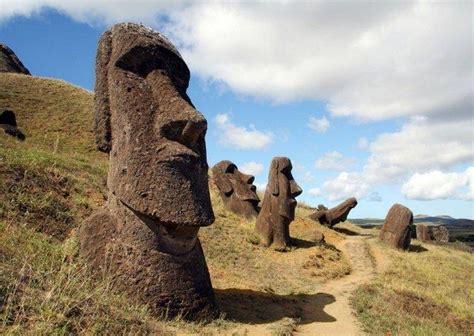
[212,160,260,218]
[255,157,302,251]
[78,23,217,320]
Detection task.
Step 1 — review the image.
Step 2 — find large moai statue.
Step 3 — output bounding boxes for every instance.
[78,23,217,320]
[212,160,260,218]
[379,203,413,250]
[256,157,302,251]
[309,197,358,227]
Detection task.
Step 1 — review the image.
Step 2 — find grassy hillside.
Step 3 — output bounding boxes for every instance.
[0,73,352,334]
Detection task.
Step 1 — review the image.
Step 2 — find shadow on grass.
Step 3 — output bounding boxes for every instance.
[408,244,429,253]
[333,226,372,237]
[291,237,319,249]
[215,288,336,324]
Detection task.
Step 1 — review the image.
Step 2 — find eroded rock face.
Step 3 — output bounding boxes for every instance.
[309,198,358,227]
[212,160,260,218]
[432,225,449,243]
[79,23,216,320]
[0,44,30,75]
[255,157,302,251]
[379,203,413,250]
[0,110,25,140]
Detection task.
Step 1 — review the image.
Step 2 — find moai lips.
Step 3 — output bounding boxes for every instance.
[256,157,302,251]
[79,23,217,320]
[212,160,260,218]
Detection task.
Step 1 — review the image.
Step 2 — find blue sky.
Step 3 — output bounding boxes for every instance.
[1,2,472,219]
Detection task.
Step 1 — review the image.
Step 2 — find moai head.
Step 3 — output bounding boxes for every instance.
[94,23,214,253]
[267,157,302,221]
[212,160,260,218]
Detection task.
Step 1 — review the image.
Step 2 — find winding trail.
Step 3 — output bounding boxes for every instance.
[295,235,376,336]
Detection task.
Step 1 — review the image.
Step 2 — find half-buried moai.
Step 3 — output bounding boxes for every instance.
[212,160,260,218]
[0,110,25,140]
[78,23,217,320]
[255,157,302,251]
[379,203,413,250]
[416,224,450,243]
[309,197,358,228]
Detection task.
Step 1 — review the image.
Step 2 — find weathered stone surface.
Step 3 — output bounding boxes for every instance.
[212,160,260,218]
[79,23,216,320]
[416,224,433,242]
[308,230,325,244]
[379,203,413,250]
[0,44,30,75]
[0,110,25,140]
[309,198,358,227]
[432,225,449,243]
[255,157,302,251]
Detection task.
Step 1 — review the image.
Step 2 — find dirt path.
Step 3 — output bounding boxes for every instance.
[295,235,376,336]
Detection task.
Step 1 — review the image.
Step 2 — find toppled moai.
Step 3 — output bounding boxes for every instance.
[78,23,217,320]
[0,44,31,75]
[0,110,25,140]
[255,157,302,251]
[379,203,413,250]
[212,160,260,218]
[309,197,358,227]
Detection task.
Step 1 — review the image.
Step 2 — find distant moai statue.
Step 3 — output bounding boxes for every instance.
[256,157,302,251]
[78,23,217,320]
[212,160,260,218]
[309,197,358,227]
[0,110,25,140]
[416,224,450,243]
[379,203,413,250]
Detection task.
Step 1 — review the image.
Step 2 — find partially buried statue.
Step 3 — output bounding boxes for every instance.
[309,198,358,228]
[78,23,217,320]
[256,157,302,251]
[212,160,260,218]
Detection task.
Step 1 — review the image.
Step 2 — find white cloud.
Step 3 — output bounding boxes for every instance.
[368,191,382,202]
[319,172,370,202]
[357,137,369,150]
[293,163,314,183]
[308,116,330,133]
[363,116,473,184]
[239,161,264,176]
[2,2,470,122]
[402,167,474,200]
[308,187,321,197]
[316,151,356,172]
[214,113,273,150]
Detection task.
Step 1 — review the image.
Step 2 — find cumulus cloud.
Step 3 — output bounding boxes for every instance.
[308,116,330,133]
[214,113,273,150]
[254,181,267,192]
[316,151,356,172]
[293,163,315,183]
[2,2,470,122]
[239,161,264,176]
[319,172,370,202]
[402,168,474,200]
[308,187,321,197]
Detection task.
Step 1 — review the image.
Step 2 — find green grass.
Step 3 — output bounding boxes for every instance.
[352,239,474,335]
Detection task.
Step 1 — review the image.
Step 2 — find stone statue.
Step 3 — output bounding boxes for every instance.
[379,203,413,250]
[309,198,358,227]
[0,110,25,140]
[416,224,450,243]
[0,44,31,75]
[212,160,260,218]
[79,23,217,320]
[255,157,302,251]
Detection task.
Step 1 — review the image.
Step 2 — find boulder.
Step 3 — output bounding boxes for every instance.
[379,203,413,250]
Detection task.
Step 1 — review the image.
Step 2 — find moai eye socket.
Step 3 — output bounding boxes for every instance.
[225,164,237,174]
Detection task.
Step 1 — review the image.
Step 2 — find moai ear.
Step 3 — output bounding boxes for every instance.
[94,31,113,153]
[214,172,233,196]
[270,160,280,196]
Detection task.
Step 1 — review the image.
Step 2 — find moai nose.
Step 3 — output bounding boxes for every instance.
[181,116,207,146]
[290,180,303,197]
